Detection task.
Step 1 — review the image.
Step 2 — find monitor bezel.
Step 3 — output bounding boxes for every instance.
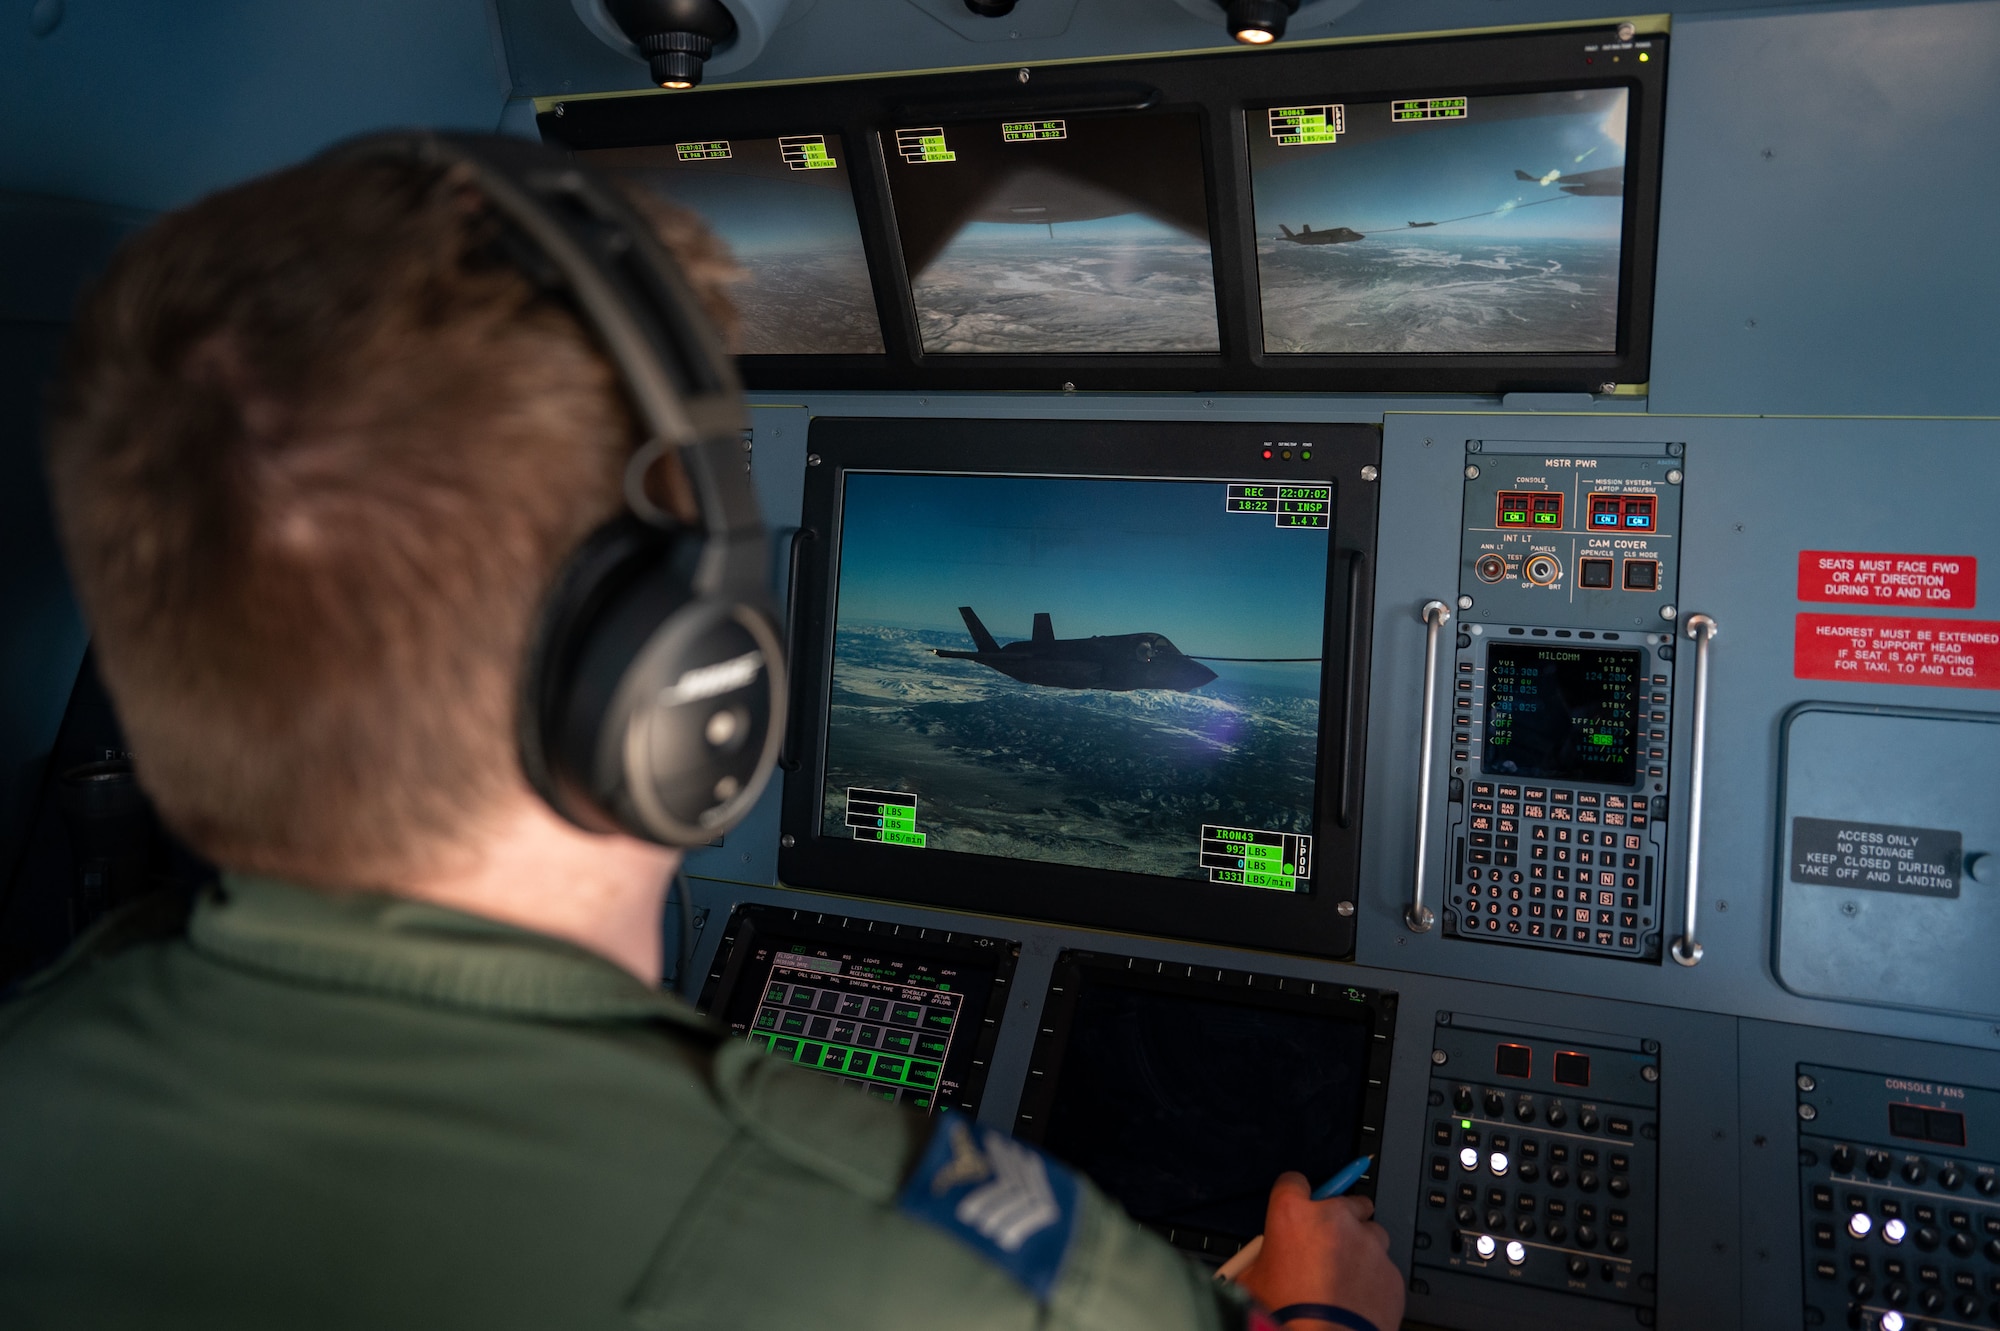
[777,416,1379,959]
[695,903,1022,1118]
[539,22,1666,394]
[1012,949,1398,1260]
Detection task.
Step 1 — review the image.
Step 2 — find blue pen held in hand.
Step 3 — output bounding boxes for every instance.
[1214,1155,1373,1282]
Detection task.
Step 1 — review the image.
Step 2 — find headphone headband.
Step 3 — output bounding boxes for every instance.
[328,131,764,601]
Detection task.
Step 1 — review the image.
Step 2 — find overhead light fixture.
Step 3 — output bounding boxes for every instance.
[1224,0,1300,44]
[606,0,737,89]
[964,0,1018,14]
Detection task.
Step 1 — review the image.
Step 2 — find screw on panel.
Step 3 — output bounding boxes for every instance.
[1841,900,1859,916]
[1666,469,1684,484]
[1641,1065,1659,1083]
[1797,1073,1817,1092]
[1361,465,1379,482]
[1457,595,1474,610]
[1798,1104,1818,1121]
[1336,900,1355,916]
[780,834,795,848]
[1660,605,1678,620]
[1018,67,1031,82]
[1431,1049,1448,1065]
[1464,464,1481,479]
[806,454,821,466]
[1062,382,1076,393]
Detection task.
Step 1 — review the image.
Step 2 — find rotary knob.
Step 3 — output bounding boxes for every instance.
[1475,553,1510,583]
[1568,1256,1588,1278]
[1830,1144,1856,1173]
[1976,1172,1999,1196]
[1484,1089,1506,1117]
[1901,1158,1927,1185]
[1938,1163,1964,1190]
[1578,1108,1601,1132]
[1453,1085,1475,1113]
[1546,1104,1569,1128]
[1515,1098,1537,1123]
[1950,1232,1974,1258]
[1865,1150,1892,1178]
[1523,553,1562,586]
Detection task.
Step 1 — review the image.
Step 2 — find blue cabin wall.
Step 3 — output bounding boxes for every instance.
[0,0,1994,876]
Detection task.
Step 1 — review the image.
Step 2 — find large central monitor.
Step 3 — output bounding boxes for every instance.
[779,418,1379,958]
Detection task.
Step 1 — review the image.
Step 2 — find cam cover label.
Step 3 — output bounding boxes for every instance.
[1797,551,1977,607]
[1794,614,2000,689]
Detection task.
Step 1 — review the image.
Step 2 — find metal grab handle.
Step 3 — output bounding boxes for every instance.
[1671,614,1720,966]
[1408,599,1452,932]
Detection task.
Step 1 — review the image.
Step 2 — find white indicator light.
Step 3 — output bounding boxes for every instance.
[1460,1147,1480,1170]
[1506,1240,1527,1265]
[1880,1311,1905,1331]
[1847,1211,1873,1239]
[1490,1152,1511,1175]
[1882,1217,1906,1244]
[1475,1234,1498,1259]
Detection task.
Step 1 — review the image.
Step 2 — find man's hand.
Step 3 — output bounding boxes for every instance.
[1232,1173,1405,1331]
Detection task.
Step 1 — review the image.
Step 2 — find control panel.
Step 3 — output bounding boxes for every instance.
[1414,1017,1661,1327]
[1444,444,1686,962]
[1797,1065,2000,1331]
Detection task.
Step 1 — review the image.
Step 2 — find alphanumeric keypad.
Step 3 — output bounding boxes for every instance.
[1455,781,1656,955]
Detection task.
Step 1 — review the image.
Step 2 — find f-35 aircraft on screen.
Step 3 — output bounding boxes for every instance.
[1278,223,1365,245]
[933,607,1218,692]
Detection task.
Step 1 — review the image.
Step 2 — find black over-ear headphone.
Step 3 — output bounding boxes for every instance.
[330,131,785,847]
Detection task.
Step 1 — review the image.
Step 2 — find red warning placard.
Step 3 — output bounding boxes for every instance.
[1795,614,2000,689]
[1798,551,1977,606]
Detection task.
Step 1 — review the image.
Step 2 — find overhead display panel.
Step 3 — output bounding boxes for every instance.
[582,135,884,354]
[540,22,1666,393]
[780,417,1381,959]
[1249,89,1630,355]
[879,114,1220,354]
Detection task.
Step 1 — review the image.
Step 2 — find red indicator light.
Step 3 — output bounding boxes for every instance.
[1263,449,1272,459]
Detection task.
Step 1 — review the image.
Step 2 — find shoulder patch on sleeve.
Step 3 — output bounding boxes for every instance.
[897,1111,1079,1300]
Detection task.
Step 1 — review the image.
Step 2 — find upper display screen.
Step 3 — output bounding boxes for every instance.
[582,136,883,354]
[880,114,1220,354]
[1248,88,1630,354]
[821,470,1329,888]
[1483,643,1641,784]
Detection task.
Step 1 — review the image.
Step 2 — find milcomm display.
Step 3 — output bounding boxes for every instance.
[582,135,883,354]
[880,113,1219,354]
[819,469,1328,888]
[699,906,1018,1116]
[1483,643,1641,785]
[1248,88,1631,355]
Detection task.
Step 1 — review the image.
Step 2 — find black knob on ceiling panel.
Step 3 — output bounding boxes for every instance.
[1866,1151,1893,1178]
[1453,1085,1474,1113]
[1485,1090,1506,1117]
[1568,1256,1588,1278]
[1976,1172,1999,1196]
[1579,1108,1601,1132]
[1903,1158,1928,1185]
[1831,1144,1856,1173]
[1938,1164,1964,1190]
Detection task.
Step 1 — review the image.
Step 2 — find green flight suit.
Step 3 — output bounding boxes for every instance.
[0,875,1245,1330]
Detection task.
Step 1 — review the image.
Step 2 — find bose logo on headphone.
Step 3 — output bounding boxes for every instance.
[657,649,766,708]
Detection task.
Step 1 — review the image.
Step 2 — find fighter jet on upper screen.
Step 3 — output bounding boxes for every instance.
[1277,223,1365,245]
[1514,166,1626,197]
[933,607,1218,692]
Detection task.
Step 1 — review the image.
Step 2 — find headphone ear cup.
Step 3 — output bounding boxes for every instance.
[519,516,670,835]
[520,516,784,846]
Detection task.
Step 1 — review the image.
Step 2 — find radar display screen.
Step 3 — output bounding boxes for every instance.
[581,135,883,355]
[1483,643,1641,784]
[879,114,1219,354]
[1247,87,1632,354]
[1014,952,1394,1256]
[700,906,1017,1116]
[820,470,1331,888]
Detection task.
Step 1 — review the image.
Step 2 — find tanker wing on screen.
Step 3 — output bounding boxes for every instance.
[932,606,1218,692]
[1513,166,1625,197]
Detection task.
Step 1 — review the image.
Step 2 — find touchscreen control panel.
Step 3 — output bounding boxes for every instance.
[1444,445,1686,962]
[1796,1065,2000,1331]
[1414,1017,1661,1327]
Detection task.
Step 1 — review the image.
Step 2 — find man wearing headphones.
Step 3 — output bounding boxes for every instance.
[0,137,1404,1331]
